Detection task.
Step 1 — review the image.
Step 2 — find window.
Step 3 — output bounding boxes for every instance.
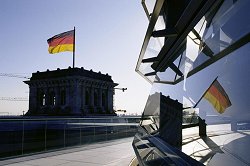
[42,93,46,106]
[38,91,46,106]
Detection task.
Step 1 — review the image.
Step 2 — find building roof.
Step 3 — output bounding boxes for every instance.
[29,67,115,83]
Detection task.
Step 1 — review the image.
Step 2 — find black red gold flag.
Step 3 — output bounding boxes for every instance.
[204,79,231,114]
[47,30,74,54]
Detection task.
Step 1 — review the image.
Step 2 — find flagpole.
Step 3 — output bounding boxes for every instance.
[73,26,75,68]
[193,76,218,108]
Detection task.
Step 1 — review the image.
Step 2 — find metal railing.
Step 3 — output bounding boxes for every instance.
[0,116,140,159]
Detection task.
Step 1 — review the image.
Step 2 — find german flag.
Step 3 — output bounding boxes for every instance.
[204,79,231,114]
[47,30,74,54]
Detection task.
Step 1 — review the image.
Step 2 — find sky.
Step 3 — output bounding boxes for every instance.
[0,0,151,115]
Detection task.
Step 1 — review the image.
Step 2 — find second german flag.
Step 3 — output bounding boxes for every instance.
[204,79,231,114]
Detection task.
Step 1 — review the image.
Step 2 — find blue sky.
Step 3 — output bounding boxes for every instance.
[0,0,151,115]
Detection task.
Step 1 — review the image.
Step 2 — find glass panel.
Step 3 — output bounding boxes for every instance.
[94,118,108,142]
[135,42,250,165]
[65,119,81,147]
[79,118,96,144]
[134,0,250,165]
[142,0,250,83]
[139,63,154,75]
[0,117,139,159]
[155,15,165,31]
[46,120,65,150]
[144,0,157,17]
[139,37,163,82]
[193,0,250,68]
[0,120,23,158]
[144,37,162,60]
[23,121,46,153]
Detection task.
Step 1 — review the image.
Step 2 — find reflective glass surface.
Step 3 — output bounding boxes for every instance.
[142,0,157,18]
[137,0,250,84]
[134,0,250,165]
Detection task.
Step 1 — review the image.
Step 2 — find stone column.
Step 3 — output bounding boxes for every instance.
[72,80,81,115]
[55,86,60,106]
[45,88,49,106]
[98,88,102,107]
[103,89,107,108]
[90,87,94,107]
[107,87,113,113]
[81,85,85,109]
[66,85,70,106]
[29,85,37,113]
[64,84,72,114]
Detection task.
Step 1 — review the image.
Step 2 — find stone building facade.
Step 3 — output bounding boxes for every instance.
[24,67,118,116]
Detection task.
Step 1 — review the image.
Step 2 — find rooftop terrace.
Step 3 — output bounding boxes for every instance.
[1,137,135,166]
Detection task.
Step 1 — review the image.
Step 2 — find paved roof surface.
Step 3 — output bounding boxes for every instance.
[1,137,135,166]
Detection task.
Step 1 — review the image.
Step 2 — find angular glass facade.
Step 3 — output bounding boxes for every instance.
[133,0,250,165]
